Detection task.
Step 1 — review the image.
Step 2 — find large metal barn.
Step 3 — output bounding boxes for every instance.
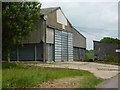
[9,7,86,62]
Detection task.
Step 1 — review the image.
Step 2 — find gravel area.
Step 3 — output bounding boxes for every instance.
[35,61,119,79]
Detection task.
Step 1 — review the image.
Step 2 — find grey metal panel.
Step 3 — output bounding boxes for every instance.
[19,44,35,60]
[81,49,85,59]
[72,28,86,48]
[10,48,17,60]
[46,28,54,44]
[61,31,68,61]
[73,47,79,60]
[36,43,43,61]
[24,19,45,43]
[48,44,54,61]
[55,30,62,61]
[68,32,73,61]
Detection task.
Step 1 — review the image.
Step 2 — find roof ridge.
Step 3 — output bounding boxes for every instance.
[41,7,60,15]
[41,7,60,9]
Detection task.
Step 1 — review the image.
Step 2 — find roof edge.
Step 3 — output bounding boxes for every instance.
[41,7,60,15]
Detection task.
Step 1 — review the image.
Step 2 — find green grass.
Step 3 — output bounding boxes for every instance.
[78,75,102,88]
[2,62,102,88]
[86,50,94,60]
[105,55,120,63]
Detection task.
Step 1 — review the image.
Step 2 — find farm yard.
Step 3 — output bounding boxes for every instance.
[2,62,102,88]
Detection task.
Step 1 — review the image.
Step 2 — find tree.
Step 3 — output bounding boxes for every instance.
[100,37,120,43]
[2,2,41,61]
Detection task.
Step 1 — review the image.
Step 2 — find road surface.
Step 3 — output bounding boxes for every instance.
[97,74,119,89]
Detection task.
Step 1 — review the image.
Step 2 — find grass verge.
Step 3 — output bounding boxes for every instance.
[2,62,102,88]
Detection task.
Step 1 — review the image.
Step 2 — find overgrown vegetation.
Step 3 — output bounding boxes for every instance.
[100,37,120,43]
[2,62,102,88]
[105,55,120,63]
[86,50,94,60]
[2,2,41,61]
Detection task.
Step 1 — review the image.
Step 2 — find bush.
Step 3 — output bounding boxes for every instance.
[100,37,120,43]
[105,55,120,63]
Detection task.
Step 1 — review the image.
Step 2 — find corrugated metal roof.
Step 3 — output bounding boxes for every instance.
[41,7,60,15]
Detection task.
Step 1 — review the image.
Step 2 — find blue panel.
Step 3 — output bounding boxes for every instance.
[36,43,43,61]
[48,44,54,61]
[19,44,35,61]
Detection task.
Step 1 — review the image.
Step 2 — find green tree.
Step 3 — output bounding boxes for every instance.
[100,37,120,43]
[2,2,41,61]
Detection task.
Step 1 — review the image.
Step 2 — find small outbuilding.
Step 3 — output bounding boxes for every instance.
[93,41,120,60]
[10,7,86,62]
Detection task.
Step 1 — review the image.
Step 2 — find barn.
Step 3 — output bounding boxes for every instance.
[10,7,86,62]
[94,41,120,60]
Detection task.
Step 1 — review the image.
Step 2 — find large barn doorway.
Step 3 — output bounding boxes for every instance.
[55,29,73,62]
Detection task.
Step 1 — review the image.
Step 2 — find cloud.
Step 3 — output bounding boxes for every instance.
[40,1,118,49]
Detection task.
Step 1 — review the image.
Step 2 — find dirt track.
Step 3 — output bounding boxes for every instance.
[36,77,83,88]
[35,61,119,79]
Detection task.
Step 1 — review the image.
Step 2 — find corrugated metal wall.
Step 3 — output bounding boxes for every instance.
[36,43,43,61]
[10,43,43,61]
[73,47,79,60]
[61,31,68,61]
[68,32,73,61]
[19,44,35,61]
[10,48,17,60]
[48,44,54,61]
[55,30,62,61]
[54,29,73,61]
[73,47,85,60]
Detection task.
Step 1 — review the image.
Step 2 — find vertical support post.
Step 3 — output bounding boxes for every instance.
[43,21,46,63]
[0,2,2,90]
[17,46,19,61]
[43,43,46,62]
[34,44,37,61]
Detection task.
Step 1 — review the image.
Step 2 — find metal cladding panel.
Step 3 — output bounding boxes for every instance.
[19,44,35,60]
[61,31,68,61]
[81,48,85,59]
[68,33,73,60]
[55,30,62,61]
[36,43,43,61]
[73,47,79,60]
[10,48,17,60]
[48,44,54,61]
[46,28,54,44]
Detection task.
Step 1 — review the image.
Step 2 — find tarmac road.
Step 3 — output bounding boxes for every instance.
[97,74,119,89]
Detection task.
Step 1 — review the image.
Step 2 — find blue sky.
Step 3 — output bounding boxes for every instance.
[39,0,118,50]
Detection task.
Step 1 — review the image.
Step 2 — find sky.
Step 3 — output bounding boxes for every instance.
[39,0,119,50]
